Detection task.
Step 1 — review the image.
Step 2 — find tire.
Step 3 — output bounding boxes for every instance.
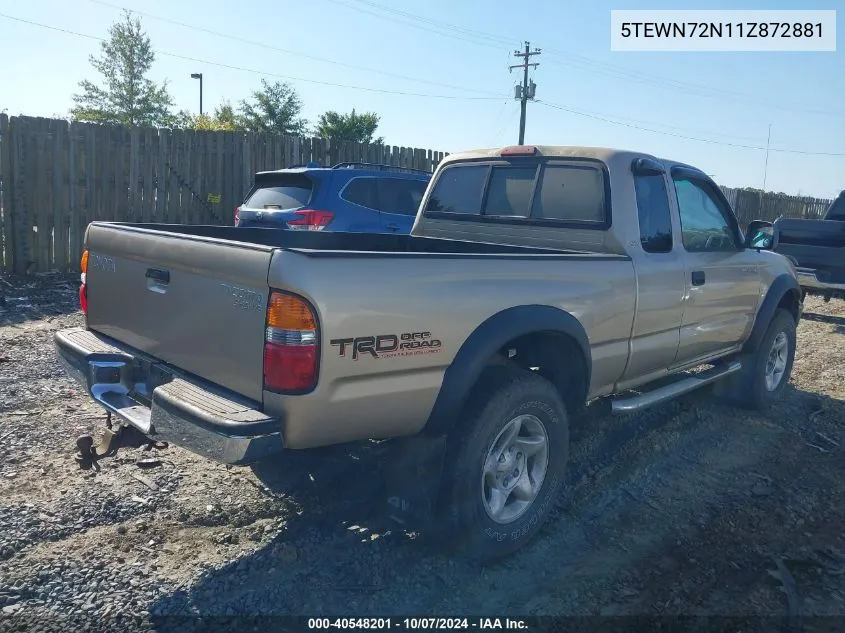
[438,366,569,560]
[716,308,797,410]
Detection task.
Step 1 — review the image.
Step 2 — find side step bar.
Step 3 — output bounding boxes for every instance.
[611,361,742,415]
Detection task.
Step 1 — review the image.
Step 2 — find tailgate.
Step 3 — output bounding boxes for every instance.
[84,224,274,403]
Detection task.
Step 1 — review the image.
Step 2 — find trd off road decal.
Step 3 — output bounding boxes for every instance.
[330,331,442,360]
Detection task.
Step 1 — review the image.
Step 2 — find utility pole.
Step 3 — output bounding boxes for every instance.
[509,41,541,145]
[762,123,772,191]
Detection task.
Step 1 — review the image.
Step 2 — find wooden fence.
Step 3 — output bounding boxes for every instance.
[0,115,447,273]
[720,185,833,230]
[0,114,836,273]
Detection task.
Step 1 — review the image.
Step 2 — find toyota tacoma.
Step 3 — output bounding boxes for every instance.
[55,146,803,559]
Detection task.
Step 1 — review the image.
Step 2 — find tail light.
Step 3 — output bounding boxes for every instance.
[79,250,89,315]
[286,210,334,231]
[263,291,319,392]
[234,206,241,226]
[500,145,538,156]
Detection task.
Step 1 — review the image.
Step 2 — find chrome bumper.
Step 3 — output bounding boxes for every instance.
[54,327,283,465]
[797,268,845,293]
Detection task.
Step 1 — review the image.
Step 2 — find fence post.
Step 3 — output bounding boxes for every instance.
[11,117,32,273]
[0,113,12,272]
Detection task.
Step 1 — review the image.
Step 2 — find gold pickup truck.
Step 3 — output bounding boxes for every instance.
[55,145,802,559]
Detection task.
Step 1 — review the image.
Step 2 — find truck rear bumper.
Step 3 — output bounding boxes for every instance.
[796,267,845,294]
[54,327,283,465]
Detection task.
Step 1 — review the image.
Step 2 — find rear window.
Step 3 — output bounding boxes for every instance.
[425,160,607,226]
[424,165,487,214]
[533,166,604,222]
[485,167,535,217]
[244,175,313,210]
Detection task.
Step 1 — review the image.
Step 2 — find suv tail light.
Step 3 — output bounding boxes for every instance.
[263,291,319,392]
[79,250,89,315]
[234,206,241,226]
[286,209,334,231]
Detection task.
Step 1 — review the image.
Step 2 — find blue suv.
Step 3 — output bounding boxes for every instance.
[234,162,431,234]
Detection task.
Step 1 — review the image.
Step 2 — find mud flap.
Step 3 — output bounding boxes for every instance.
[384,434,447,530]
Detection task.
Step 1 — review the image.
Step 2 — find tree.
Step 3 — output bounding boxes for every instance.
[315,109,383,144]
[236,79,306,135]
[213,101,238,129]
[70,10,174,127]
[174,101,240,131]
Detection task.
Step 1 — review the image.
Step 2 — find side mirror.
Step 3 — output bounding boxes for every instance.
[744,220,777,251]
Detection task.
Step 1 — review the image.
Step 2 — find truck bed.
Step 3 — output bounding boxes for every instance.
[109,223,627,260]
[81,221,636,444]
[774,218,845,290]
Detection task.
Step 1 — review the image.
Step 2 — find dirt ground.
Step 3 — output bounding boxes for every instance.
[0,274,844,632]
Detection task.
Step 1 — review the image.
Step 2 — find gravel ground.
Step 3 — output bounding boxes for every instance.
[1,275,844,632]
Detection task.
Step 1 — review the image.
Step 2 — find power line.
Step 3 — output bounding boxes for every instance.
[492,106,521,147]
[539,53,841,118]
[487,98,512,144]
[323,0,508,50]
[551,110,770,144]
[536,101,845,156]
[0,12,505,101]
[86,0,502,97]
[2,12,839,157]
[340,0,513,47]
[332,0,841,118]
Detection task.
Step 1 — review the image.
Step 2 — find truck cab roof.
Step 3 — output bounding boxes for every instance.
[440,145,699,173]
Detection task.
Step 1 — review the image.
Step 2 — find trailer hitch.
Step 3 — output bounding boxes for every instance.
[75,413,168,470]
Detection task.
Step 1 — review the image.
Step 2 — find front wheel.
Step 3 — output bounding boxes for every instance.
[716,308,797,410]
[439,367,569,560]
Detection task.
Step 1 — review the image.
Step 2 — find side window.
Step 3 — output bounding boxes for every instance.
[484,166,535,217]
[377,178,429,216]
[425,165,488,214]
[341,178,378,210]
[673,178,739,252]
[634,174,673,253]
[533,166,605,223]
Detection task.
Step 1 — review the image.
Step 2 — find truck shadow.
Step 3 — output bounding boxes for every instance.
[0,273,81,327]
[148,438,450,621]
[145,382,844,624]
[801,311,845,334]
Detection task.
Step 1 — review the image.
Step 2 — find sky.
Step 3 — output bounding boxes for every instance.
[0,0,842,198]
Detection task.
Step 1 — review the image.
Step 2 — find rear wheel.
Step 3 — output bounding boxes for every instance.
[439,366,569,560]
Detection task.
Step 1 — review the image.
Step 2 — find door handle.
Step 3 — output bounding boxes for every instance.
[145,268,170,285]
[385,222,400,231]
[691,270,706,286]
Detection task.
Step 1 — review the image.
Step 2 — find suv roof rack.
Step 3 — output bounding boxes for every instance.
[284,162,323,169]
[331,162,431,175]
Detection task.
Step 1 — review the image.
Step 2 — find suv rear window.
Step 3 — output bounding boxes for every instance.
[244,174,313,210]
[424,160,608,226]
